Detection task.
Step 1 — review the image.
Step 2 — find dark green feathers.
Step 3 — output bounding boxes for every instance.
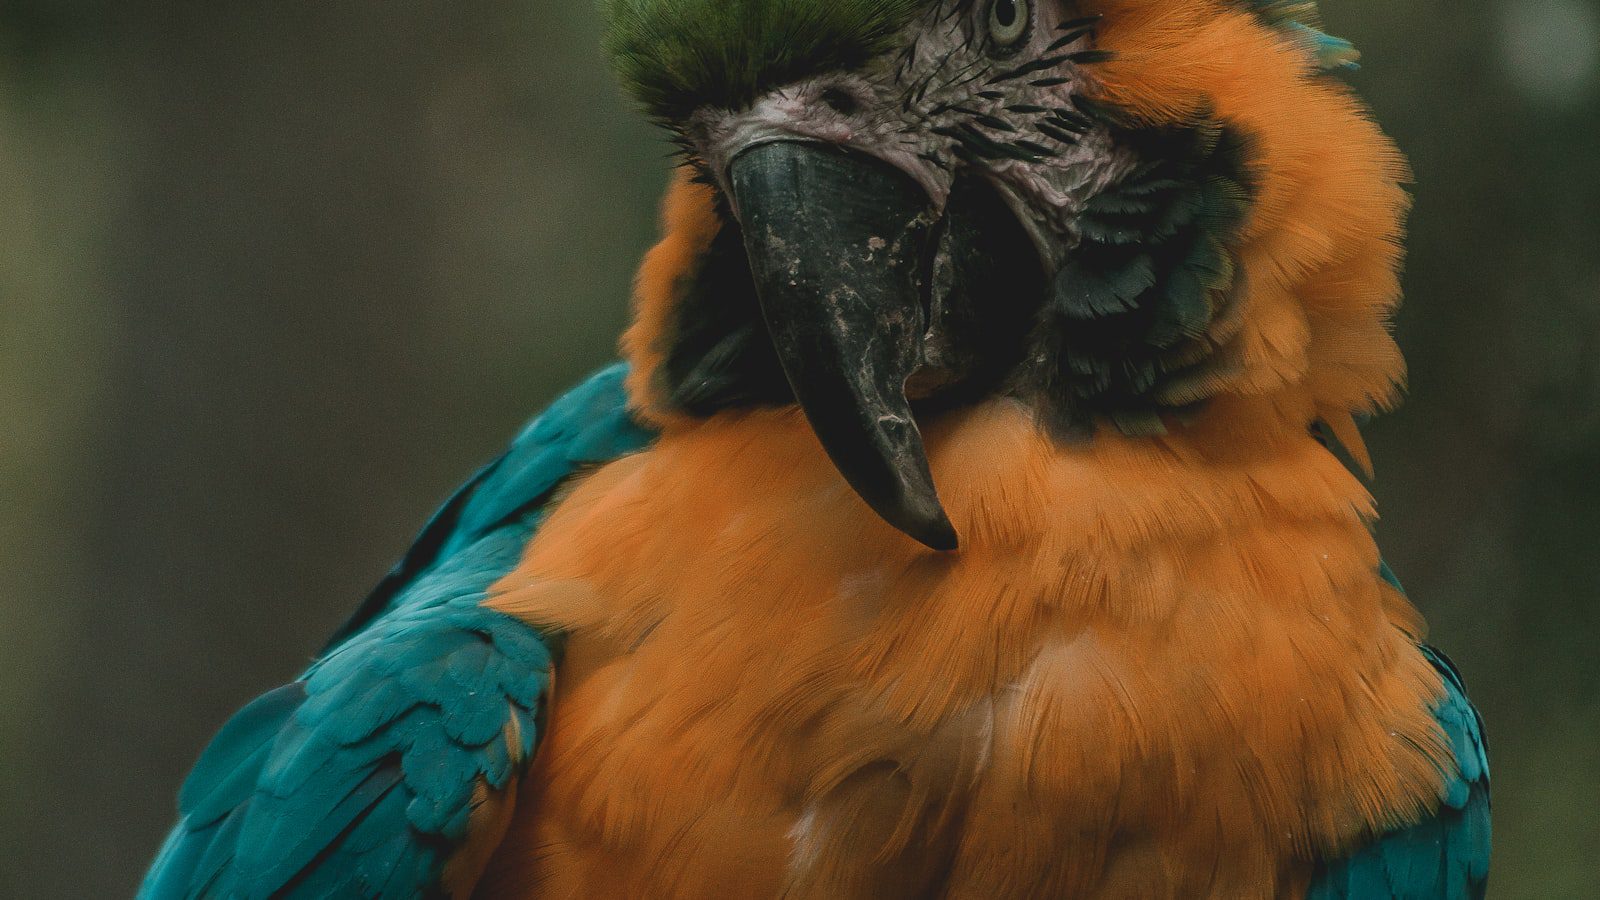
[600,0,927,118]
[1033,111,1254,436]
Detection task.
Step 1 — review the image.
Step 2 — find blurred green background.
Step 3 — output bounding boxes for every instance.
[1,1,1595,896]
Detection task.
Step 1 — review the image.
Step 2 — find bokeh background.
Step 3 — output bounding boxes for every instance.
[1,0,1596,896]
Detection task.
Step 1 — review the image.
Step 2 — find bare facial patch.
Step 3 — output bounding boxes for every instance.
[683,0,1132,271]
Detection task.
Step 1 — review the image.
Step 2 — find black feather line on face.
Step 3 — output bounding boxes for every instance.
[896,6,1108,168]
[1035,121,1081,145]
[1056,14,1104,31]
[1047,26,1097,52]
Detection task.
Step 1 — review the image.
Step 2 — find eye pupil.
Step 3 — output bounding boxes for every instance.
[987,0,1028,47]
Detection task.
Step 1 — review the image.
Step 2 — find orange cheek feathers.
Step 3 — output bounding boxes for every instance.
[1083,0,1408,444]
[620,171,723,427]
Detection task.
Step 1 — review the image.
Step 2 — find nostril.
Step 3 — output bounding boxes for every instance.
[819,87,861,117]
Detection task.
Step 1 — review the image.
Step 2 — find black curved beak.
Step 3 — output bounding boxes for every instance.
[727,141,958,551]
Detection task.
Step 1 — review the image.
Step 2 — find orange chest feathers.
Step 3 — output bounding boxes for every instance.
[478,401,1451,899]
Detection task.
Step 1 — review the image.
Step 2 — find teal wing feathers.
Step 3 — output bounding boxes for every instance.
[1308,563,1491,899]
[324,362,653,650]
[139,363,655,899]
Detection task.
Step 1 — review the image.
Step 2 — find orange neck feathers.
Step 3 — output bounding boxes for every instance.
[484,400,1450,896]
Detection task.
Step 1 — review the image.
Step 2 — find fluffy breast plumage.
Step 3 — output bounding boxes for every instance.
[478,400,1453,899]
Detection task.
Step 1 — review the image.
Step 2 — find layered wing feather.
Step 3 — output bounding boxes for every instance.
[1307,566,1491,899]
[139,364,654,899]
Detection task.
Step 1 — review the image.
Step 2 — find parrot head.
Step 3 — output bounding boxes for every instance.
[603,0,1406,551]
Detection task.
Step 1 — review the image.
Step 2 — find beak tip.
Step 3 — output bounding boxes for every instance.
[910,514,960,553]
[731,141,957,554]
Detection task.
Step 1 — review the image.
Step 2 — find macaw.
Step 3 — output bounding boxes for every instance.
[139,0,1489,897]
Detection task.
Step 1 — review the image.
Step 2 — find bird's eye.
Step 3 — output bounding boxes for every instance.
[987,0,1031,50]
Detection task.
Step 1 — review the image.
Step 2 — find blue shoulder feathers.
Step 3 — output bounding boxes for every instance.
[139,364,655,899]
[325,363,654,649]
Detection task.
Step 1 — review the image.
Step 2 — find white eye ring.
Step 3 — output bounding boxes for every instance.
[987,0,1030,48]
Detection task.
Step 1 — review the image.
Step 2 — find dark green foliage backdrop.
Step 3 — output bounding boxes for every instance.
[1,1,1595,896]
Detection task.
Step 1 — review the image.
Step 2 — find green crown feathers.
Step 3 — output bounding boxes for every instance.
[600,0,1361,122]
[600,0,927,119]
